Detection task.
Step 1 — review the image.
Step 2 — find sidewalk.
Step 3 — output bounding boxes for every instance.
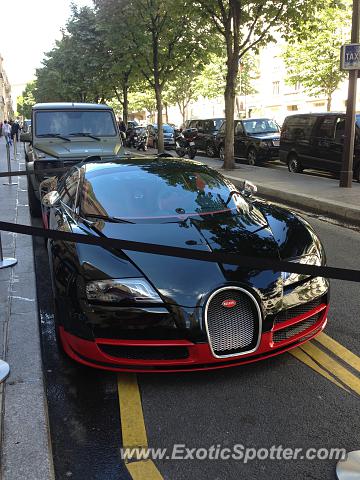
[0,138,54,479]
[198,157,360,226]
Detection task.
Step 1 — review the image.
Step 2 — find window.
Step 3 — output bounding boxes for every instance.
[287,105,298,111]
[81,166,248,221]
[272,81,280,95]
[282,116,316,141]
[35,110,117,137]
[317,117,337,139]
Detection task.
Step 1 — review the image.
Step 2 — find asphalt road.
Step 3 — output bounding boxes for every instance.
[33,190,360,480]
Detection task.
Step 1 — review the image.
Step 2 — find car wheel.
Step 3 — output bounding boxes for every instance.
[27,179,42,217]
[247,148,257,166]
[219,145,225,162]
[188,147,197,160]
[205,143,216,158]
[287,155,303,173]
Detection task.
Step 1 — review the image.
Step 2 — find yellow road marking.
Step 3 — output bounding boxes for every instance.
[299,342,360,396]
[117,374,148,448]
[117,374,164,480]
[315,333,360,374]
[127,460,164,480]
[289,347,349,393]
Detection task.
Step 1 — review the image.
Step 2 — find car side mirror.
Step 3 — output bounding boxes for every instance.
[20,132,31,143]
[42,191,61,208]
[241,180,257,198]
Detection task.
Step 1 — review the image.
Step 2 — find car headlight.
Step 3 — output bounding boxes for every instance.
[86,278,162,303]
[282,254,321,286]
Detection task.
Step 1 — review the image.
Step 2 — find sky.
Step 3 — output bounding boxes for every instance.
[0,0,92,107]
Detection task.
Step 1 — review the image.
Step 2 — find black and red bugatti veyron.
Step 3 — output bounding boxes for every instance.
[40,157,329,372]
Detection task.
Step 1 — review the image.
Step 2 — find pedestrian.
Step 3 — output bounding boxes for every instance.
[118,117,126,134]
[2,120,12,146]
[11,119,20,142]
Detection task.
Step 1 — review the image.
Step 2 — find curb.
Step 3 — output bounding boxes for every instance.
[224,174,360,228]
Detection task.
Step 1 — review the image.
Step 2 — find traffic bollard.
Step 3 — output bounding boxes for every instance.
[0,231,17,269]
[3,142,17,186]
[336,451,360,479]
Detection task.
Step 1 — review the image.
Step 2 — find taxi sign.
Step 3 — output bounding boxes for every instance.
[340,44,360,70]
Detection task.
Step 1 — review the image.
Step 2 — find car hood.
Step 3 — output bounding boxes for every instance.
[33,139,122,159]
[95,205,282,307]
[248,132,280,141]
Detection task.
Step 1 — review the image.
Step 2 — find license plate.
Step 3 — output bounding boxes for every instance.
[273,140,279,146]
[189,141,195,146]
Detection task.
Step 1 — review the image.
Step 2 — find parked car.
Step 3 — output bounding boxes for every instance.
[216,118,281,165]
[186,118,225,157]
[40,157,329,372]
[279,112,360,181]
[147,123,176,149]
[20,102,123,217]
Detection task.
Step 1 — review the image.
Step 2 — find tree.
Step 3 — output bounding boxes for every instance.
[128,86,157,122]
[94,0,141,124]
[35,6,114,103]
[17,82,36,118]
[117,0,213,152]
[283,1,351,111]
[195,0,327,169]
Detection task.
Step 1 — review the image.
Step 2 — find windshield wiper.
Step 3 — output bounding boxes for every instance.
[69,132,101,141]
[84,214,134,224]
[38,133,71,142]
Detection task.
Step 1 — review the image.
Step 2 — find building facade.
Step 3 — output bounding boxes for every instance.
[0,54,13,123]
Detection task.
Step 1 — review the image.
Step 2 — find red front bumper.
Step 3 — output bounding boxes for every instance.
[59,304,329,373]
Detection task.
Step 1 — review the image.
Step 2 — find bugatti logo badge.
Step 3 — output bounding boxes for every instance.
[222,299,237,308]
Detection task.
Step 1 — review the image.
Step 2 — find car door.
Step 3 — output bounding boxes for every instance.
[313,116,338,172]
[196,120,206,150]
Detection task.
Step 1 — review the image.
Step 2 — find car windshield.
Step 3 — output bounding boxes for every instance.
[356,114,360,128]
[162,125,174,133]
[35,110,117,137]
[80,164,248,222]
[243,119,279,134]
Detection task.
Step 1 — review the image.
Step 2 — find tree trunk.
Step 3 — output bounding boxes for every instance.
[155,83,164,153]
[326,94,332,112]
[223,54,238,170]
[164,102,169,124]
[123,83,129,125]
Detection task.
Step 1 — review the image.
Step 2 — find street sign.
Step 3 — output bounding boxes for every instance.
[340,43,360,70]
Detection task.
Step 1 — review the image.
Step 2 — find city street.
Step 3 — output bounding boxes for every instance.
[32,180,360,480]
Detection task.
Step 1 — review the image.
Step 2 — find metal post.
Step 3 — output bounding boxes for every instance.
[3,141,17,186]
[339,0,360,187]
[0,231,17,269]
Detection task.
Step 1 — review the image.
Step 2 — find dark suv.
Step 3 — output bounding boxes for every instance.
[279,113,360,180]
[216,118,280,165]
[20,102,123,217]
[186,118,224,157]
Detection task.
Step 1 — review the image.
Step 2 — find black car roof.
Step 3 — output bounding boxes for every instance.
[33,102,112,110]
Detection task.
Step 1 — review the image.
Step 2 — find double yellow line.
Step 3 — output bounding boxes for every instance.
[290,332,360,395]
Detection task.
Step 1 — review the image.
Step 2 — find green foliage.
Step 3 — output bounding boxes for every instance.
[283,0,351,110]
[17,81,36,118]
[35,6,113,103]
